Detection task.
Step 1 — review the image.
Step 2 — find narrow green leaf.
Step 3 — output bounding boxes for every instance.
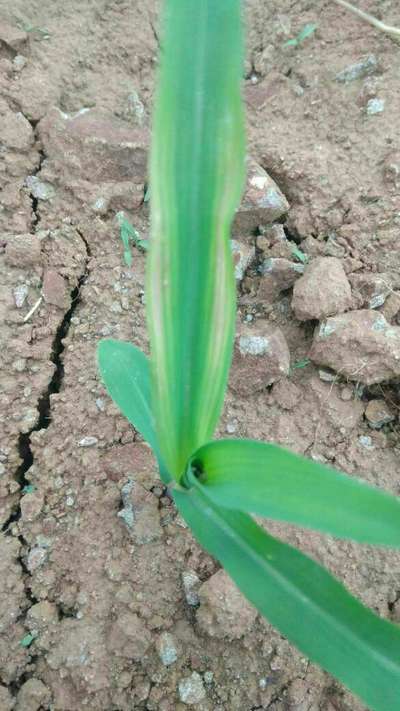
[174,482,400,711]
[97,340,170,483]
[291,245,309,264]
[189,439,400,546]
[147,0,245,479]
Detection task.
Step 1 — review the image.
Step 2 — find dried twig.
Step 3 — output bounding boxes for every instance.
[334,0,400,42]
[23,296,43,322]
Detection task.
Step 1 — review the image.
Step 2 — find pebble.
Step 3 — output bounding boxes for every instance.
[230,322,290,396]
[13,284,29,308]
[178,672,206,705]
[231,239,255,281]
[365,399,394,429]
[292,257,352,321]
[182,570,200,606]
[335,55,378,83]
[233,160,289,235]
[310,310,400,385]
[366,98,385,115]
[196,569,257,640]
[359,435,375,450]
[78,436,98,447]
[25,175,56,201]
[156,632,178,666]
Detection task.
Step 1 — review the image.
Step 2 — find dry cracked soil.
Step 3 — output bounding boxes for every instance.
[1,1,400,709]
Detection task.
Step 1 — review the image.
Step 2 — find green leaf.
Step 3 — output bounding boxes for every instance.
[174,481,400,711]
[291,245,309,264]
[97,340,170,483]
[20,632,38,647]
[290,357,311,372]
[147,0,245,480]
[189,439,400,546]
[284,23,317,47]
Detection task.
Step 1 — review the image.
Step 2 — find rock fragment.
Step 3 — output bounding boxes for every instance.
[365,400,395,429]
[178,672,206,705]
[196,569,257,640]
[231,239,255,281]
[310,310,400,384]
[230,322,290,396]
[0,20,27,51]
[233,160,289,235]
[292,257,352,321]
[5,233,42,267]
[15,678,51,711]
[335,55,378,83]
[258,257,304,301]
[156,632,178,666]
[182,569,201,606]
[42,269,69,309]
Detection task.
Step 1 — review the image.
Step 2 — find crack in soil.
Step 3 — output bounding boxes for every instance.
[1,116,91,699]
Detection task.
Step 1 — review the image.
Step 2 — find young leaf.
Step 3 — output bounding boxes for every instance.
[174,481,400,711]
[147,0,245,480]
[189,439,400,546]
[97,340,170,483]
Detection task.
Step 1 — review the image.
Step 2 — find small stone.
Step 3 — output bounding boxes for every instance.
[230,239,255,281]
[13,54,27,71]
[25,175,56,201]
[203,671,214,684]
[226,420,238,434]
[272,378,301,410]
[20,492,44,521]
[197,569,257,640]
[359,435,374,450]
[258,257,304,301]
[95,398,105,411]
[292,257,352,321]
[0,20,27,50]
[233,160,289,235]
[13,358,27,372]
[230,322,290,396]
[178,672,206,705]
[382,292,400,322]
[349,273,392,310]
[27,547,47,572]
[310,310,400,385]
[156,632,178,666]
[365,399,394,429]
[319,368,337,382]
[42,269,69,309]
[366,97,385,115]
[335,55,378,83]
[107,612,152,660]
[340,387,353,401]
[78,436,98,447]
[182,570,201,606]
[13,284,29,308]
[5,234,42,267]
[15,678,51,711]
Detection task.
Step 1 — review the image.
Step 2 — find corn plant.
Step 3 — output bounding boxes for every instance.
[98,3,400,708]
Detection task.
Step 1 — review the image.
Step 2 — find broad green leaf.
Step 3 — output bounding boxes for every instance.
[97,340,170,483]
[189,439,400,546]
[174,480,400,711]
[147,0,245,480]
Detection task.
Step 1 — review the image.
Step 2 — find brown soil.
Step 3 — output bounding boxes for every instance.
[1,1,400,709]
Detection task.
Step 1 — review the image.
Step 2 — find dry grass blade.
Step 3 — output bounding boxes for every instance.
[334,0,400,42]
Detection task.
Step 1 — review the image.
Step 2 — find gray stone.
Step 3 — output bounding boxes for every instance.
[230,239,255,281]
[365,399,394,429]
[230,322,290,396]
[310,310,400,384]
[178,672,206,705]
[292,257,352,321]
[156,632,178,666]
[233,160,289,235]
[336,55,378,83]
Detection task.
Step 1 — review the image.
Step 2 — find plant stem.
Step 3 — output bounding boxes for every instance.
[334,0,400,41]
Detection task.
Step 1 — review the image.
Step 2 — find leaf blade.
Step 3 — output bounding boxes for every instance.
[97,339,170,483]
[147,0,245,479]
[190,439,400,546]
[174,483,400,711]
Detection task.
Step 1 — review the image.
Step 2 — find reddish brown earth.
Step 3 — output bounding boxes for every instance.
[1,1,400,709]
